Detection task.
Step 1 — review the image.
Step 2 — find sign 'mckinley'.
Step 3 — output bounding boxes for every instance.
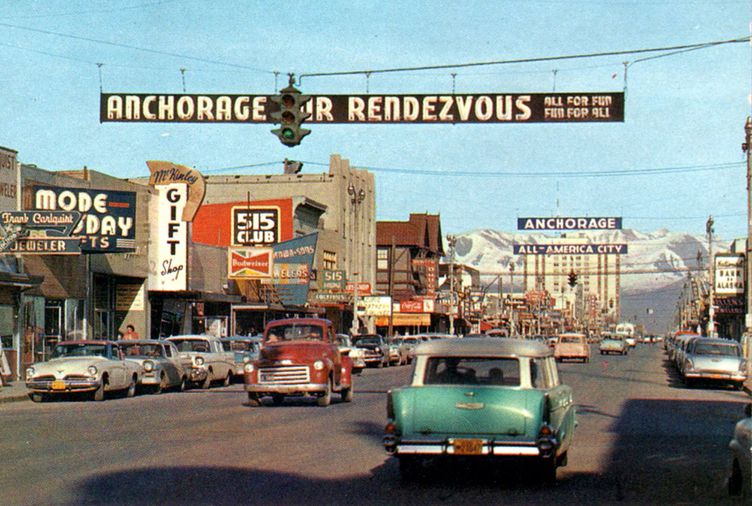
[101,92,624,124]
[518,217,622,230]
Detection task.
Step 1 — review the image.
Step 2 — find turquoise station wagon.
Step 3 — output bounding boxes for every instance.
[383,338,576,483]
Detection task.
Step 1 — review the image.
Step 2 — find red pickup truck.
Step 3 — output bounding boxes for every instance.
[244,318,354,407]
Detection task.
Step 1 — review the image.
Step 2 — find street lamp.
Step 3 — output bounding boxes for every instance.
[347,182,367,335]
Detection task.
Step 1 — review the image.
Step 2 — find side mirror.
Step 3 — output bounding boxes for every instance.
[745,403,752,418]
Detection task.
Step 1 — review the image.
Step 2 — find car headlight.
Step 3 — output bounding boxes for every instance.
[195,356,205,366]
[26,367,35,379]
[375,347,381,353]
[88,365,98,376]
[244,363,255,373]
[313,360,325,371]
[143,360,154,372]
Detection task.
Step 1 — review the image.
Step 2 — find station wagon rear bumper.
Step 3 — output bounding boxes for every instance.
[385,438,546,457]
[684,371,746,381]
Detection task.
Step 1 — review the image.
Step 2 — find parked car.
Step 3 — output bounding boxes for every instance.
[388,338,410,366]
[221,335,263,378]
[120,339,188,393]
[244,318,353,407]
[336,334,366,373]
[554,333,590,363]
[166,335,235,389]
[599,333,628,355]
[728,403,752,499]
[673,333,701,370]
[680,337,747,389]
[353,334,390,368]
[384,338,576,483]
[25,340,142,402]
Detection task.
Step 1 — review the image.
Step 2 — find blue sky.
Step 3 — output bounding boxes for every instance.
[1,0,750,241]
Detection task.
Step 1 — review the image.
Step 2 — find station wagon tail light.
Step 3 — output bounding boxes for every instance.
[87,366,98,376]
[143,360,155,372]
[538,424,553,437]
[195,357,205,366]
[313,360,325,371]
[385,422,398,435]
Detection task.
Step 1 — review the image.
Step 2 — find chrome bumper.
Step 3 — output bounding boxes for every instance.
[140,374,160,385]
[189,367,208,382]
[684,371,746,381]
[384,437,543,457]
[26,378,100,392]
[245,382,328,395]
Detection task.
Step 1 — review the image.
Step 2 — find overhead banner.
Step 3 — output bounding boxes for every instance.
[101,92,624,124]
[715,254,744,296]
[32,186,136,252]
[518,217,622,230]
[514,244,628,255]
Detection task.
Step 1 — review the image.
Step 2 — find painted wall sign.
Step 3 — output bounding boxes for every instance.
[192,199,293,248]
[513,244,628,255]
[228,247,273,279]
[150,184,188,291]
[320,269,346,291]
[231,206,280,246]
[32,186,136,252]
[715,254,745,296]
[517,217,622,230]
[101,92,625,124]
[0,147,18,211]
[146,160,205,221]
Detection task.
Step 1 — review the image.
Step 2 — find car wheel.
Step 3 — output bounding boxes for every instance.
[177,376,187,392]
[223,371,232,387]
[200,372,212,390]
[376,360,384,369]
[317,378,332,407]
[341,384,353,403]
[152,373,165,395]
[272,394,285,405]
[126,375,137,398]
[30,392,47,403]
[93,376,106,401]
[538,457,557,484]
[247,393,261,407]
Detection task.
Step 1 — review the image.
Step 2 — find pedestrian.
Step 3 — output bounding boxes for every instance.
[123,324,139,340]
[0,340,10,386]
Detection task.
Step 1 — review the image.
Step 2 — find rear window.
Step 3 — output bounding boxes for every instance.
[424,357,520,386]
[694,343,740,357]
[559,336,583,343]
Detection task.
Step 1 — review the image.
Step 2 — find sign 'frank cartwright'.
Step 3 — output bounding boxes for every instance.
[101,92,624,124]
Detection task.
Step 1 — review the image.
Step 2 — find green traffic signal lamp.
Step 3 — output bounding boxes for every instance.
[270,82,312,147]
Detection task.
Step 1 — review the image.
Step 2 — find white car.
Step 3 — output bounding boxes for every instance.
[25,340,142,402]
[166,335,235,388]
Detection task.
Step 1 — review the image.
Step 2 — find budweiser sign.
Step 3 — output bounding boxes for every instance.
[228,247,273,279]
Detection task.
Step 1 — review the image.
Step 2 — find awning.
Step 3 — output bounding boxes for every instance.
[0,270,44,289]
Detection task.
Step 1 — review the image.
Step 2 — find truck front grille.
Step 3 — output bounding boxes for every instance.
[258,366,310,385]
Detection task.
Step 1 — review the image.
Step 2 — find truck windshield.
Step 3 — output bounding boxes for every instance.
[267,324,324,342]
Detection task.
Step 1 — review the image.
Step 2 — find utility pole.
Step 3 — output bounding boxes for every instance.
[706,215,715,337]
[509,262,515,336]
[745,118,752,340]
[387,236,395,338]
[448,235,456,336]
[351,272,360,336]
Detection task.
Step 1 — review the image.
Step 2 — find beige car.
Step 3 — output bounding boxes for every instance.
[25,340,142,402]
[167,335,235,388]
[554,333,590,363]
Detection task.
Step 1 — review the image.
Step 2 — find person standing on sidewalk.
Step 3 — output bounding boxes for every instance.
[0,340,11,387]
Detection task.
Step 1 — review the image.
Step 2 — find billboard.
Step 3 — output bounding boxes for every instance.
[32,186,136,252]
[271,233,317,306]
[231,206,281,246]
[228,247,273,279]
[101,92,625,124]
[514,244,627,255]
[715,254,744,296]
[517,217,622,230]
[192,199,294,247]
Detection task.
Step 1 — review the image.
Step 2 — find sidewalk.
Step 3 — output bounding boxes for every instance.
[0,381,30,404]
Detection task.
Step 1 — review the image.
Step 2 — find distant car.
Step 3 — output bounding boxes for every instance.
[680,337,746,389]
[25,340,142,402]
[384,338,576,483]
[337,334,366,373]
[599,334,628,355]
[221,336,263,377]
[554,333,590,363]
[400,336,429,363]
[353,334,390,368]
[120,339,188,393]
[388,338,410,366]
[167,335,235,389]
[728,403,752,499]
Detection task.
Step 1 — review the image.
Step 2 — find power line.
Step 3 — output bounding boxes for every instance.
[299,35,750,80]
[2,0,181,19]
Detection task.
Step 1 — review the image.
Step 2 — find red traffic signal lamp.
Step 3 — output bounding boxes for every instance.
[270,81,312,147]
[568,270,578,288]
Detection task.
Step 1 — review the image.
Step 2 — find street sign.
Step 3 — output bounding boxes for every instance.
[101,92,625,124]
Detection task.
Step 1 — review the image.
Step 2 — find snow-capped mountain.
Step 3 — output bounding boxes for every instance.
[452,228,719,294]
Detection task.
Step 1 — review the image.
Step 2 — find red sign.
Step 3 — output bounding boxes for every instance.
[228,247,273,279]
[192,198,293,247]
[345,282,371,295]
[400,300,424,313]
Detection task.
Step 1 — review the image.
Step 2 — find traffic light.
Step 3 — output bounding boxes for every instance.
[270,83,311,147]
[568,271,578,288]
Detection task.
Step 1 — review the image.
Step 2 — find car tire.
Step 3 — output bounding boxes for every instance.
[247,393,261,407]
[376,360,384,369]
[200,372,212,390]
[126,375,137,398]
[30,392,47,403]
[341,384,353,403]
[93,376,106,401]
[317,378,332,407]
[272,394,285,405]
[152,373,165,395]
[538,457,557,484]
[223,371,232,387]
[177,376,187,392]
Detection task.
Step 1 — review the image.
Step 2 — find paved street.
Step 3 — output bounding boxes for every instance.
[2,344,749,505]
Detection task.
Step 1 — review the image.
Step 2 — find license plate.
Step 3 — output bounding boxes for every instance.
[51,380,66,391]
[453,439,483,455]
